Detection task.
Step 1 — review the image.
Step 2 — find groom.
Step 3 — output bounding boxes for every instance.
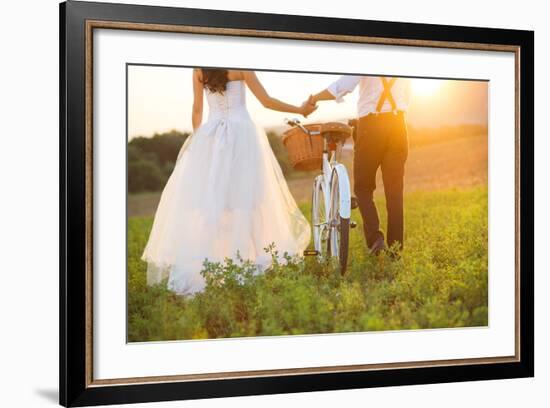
[307,76,411,254]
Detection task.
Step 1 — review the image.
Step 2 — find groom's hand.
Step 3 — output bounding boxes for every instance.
[300,95,318,118]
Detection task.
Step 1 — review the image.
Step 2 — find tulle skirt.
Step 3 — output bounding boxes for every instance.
[141,116,311,294]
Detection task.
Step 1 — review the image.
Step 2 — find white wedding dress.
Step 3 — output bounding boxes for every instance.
[142,80,311,294]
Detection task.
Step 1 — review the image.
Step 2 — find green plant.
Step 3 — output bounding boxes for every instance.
[127,186,488,342]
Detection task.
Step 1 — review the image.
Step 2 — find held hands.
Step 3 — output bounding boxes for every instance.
[299,95,318,118]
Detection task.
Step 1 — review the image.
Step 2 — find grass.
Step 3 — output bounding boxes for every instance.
[128,185,488,342]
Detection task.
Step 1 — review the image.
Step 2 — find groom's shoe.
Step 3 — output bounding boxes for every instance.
[369,236,386,256]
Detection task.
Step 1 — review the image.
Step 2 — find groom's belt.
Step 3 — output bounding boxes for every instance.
[360,110,405,119]
[350,111,405,142]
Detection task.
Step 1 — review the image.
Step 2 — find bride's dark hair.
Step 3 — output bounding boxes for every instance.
[201,68,229,93]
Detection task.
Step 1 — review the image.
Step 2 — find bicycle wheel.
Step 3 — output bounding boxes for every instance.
[328,170,350,275]
[312,175,329,257]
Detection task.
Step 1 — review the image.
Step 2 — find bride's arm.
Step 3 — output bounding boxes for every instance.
[192,69,204,130]
[243,71,316,117]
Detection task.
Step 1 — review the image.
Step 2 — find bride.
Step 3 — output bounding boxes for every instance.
[142,69,315,294]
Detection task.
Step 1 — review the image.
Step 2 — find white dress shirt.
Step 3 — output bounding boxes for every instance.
[327,76,411,118]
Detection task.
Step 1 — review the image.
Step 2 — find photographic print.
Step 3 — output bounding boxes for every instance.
[126,66,489,342]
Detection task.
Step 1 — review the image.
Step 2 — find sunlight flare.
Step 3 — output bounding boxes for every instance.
[411,78,443,97]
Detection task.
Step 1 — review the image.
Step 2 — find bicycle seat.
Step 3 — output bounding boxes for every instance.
[316,122,353,143]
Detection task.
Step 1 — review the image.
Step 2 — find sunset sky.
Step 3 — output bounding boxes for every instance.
[128,66,488,139]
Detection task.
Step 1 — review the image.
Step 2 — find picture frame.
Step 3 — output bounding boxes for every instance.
[59,0,534,406]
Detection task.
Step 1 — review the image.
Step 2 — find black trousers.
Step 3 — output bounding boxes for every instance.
[354,112,408,250]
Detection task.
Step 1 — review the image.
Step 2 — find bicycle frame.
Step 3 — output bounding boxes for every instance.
[284,117,352,230]
[285,118,352,272]
[320,139,352,220]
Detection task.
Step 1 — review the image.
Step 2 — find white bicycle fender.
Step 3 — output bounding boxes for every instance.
[332,164,352,219]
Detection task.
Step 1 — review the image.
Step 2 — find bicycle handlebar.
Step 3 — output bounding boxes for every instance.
[284,117,310,135]
[284,118,321,136]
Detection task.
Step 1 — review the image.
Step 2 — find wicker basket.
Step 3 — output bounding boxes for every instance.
[282,122,353,171]
[282,124,324,171]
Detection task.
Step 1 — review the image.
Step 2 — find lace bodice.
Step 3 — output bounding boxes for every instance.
[206,80,249,121]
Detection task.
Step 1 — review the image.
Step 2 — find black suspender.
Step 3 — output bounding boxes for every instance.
[376,77,397,113]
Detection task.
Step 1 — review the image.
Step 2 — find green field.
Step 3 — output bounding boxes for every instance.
[128,185,488,342]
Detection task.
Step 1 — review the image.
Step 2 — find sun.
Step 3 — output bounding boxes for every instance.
[411,79,443,97]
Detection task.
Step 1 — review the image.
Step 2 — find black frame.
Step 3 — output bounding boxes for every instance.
[60,1,534,406]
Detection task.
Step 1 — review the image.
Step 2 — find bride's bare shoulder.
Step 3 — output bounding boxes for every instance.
[227,70,248,81]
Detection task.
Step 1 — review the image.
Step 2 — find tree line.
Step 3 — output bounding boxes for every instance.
[127,124,487,193]
[128,130,295,193]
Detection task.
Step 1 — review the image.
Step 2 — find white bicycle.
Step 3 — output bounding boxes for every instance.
[284,118,356,275]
